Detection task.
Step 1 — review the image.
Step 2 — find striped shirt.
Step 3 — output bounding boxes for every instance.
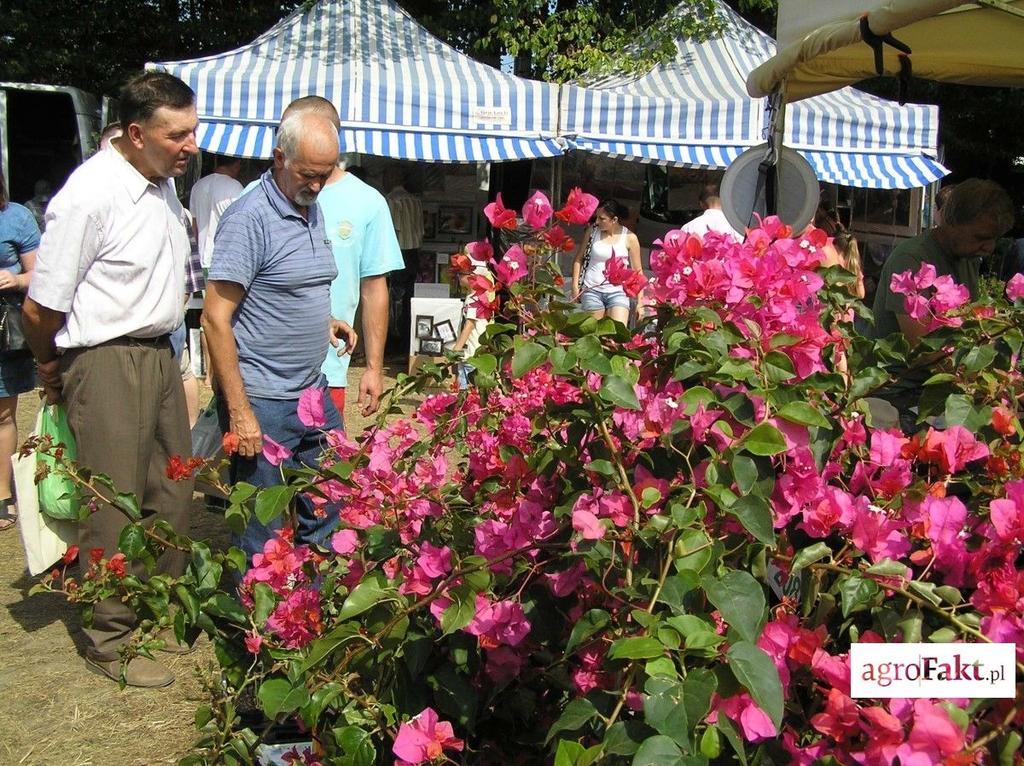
[210,171,338,399]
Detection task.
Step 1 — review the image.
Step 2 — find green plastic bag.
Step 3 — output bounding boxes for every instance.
[36,404,81,521]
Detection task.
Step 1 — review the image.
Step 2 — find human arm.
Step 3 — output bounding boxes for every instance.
[451,314,475,354]
[22,297,66,404]
[0,205,40,291]
[895,313,931,347]
[200,280,263,458]
[356,274,388,416]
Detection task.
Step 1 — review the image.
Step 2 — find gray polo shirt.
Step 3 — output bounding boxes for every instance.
[210,171,338,399]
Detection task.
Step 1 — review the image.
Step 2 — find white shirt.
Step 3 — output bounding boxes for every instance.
[189,171,243,267]
[386,186,424,250]
[29,146,189,349]
[681,207,742,242]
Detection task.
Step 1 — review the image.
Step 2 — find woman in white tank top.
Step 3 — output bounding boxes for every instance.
[571,199,643,324]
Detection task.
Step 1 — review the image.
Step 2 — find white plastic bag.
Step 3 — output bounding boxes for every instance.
[15,406,77,575]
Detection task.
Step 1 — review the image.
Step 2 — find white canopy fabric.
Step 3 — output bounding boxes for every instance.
[748,0,1024,101]
[562,1,947,188]
[149,0,564,162]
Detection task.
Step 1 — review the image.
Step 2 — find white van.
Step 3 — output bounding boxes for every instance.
[0,82,102,205]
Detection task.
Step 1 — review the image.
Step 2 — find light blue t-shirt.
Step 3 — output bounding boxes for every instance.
[0,202,40,275]
[210,171,338,399]
[317,173,403,387]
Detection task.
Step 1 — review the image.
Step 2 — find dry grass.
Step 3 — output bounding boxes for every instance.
[0,359,419,765]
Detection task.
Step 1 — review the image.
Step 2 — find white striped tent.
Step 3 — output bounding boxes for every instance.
[562,1,947,189]
[148,0,563,162]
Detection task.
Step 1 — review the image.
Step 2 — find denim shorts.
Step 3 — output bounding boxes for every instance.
[580,289,630,312]
[0,353,36,397]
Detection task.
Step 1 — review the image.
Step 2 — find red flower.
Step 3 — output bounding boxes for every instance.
[605,255,647,298]
[166,455,204,481]
[554,187,599,225]
[89,547,104,564]
[992,406,1016,437]
[483,193,518,230]
[106,552,128,578]
[222,431,240,456]
[542,224,575,252]
[62,545,80,565]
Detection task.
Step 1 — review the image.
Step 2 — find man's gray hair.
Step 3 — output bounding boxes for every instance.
[276,113,339,159]
[942,178,1014,231]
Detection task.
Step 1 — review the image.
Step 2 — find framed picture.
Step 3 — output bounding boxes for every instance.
[423,209,437,240]
[434,319,456,344]
[420,338,443,355]
[438,205,473,237]
[415,315,434,340]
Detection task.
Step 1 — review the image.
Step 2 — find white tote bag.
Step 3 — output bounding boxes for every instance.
[15,407,77,576]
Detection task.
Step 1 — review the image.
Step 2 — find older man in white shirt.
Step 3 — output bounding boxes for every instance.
[23,71,199,688]
[681,183,742,242]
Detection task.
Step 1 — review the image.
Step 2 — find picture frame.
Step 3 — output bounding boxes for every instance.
[438,205,473,237]
[420,338,443,355]
[415,315,434,340]
[434,319,456,344]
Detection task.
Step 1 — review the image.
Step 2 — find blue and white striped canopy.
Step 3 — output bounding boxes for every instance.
[149,0,563,162]
[563,1,948,189]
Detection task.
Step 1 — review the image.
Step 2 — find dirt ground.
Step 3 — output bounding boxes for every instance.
[0,358,421,765]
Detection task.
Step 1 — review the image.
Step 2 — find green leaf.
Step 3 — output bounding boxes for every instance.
[555,740,585,766]
[603,721,644,756]
[960,344,997,373]
[790,541,832,573]
[471,353,498,377]
[730,455,759,494]
[908,580,943,607]
[608,636,665,661]
[715,716,748,766]
[258,678,311,719]
[252,582,277,625]
[512,340,548,378]
[762,351,796,383]
[332,725,375,766]
[548,347,578,375]
[726,641,783,730]
[585,459,615,476]
[727,495,775,546]
[254,485,296,525]
[546,698,599,744]
[776,401,830,428]
[632,735,684,766]
[682,669,717,730]
[114,492,142,521]
[679,386,715,415]
[839,575,882,617]
[440,585,478,636]
[643,677,690,748]
[340,578,392,621]
[117,524,147,560]
[203,593,247,625]
[701,571,766,643]
[700,727,721,759]
[599,374,641,410]
[739,423,787,456]
[297,624,360,675]
[564,609,610,655]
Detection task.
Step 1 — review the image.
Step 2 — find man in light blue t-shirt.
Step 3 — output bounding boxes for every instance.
[319,163,403,420]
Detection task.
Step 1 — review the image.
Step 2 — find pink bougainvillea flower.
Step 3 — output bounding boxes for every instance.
[1007,272,1024,301]
[572,508,605,540]
[554,187,599,225]
[495,244,528,285]
[330,529,359,555]
[415,541,452,579]
[894,700,966,766]
[483,193,518,230]
[265,587,322,648]
[917,425,989,475]
[466,239,494,264]
[244,630,263,655]
[262,434,292,466]
[297,387,327,428]
[392,707,464,765]
[990,480,1024,542]
[521,190,553,228]
[466,596,531,647]
[714,693,777,742]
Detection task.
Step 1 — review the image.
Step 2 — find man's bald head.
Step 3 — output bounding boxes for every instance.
[281,96,341,131]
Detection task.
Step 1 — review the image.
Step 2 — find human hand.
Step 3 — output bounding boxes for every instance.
[36,359,63,404]
[229,407,263,459]
[357,368,383,417]
[0,271,18,291]
[329,319,358,357]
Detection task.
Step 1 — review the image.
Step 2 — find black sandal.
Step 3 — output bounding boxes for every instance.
[0,498,17,532]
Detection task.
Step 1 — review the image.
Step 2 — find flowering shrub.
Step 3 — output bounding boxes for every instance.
[33,191,1024,765]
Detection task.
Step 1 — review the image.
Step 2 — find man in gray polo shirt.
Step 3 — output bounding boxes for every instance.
[202,111,355,561]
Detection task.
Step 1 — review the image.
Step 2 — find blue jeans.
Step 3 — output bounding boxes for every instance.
[219,385,343,561]
[457,362,475,390]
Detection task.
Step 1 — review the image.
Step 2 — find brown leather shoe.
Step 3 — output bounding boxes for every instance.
[156,628,197,655]
[86,655,175,688]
